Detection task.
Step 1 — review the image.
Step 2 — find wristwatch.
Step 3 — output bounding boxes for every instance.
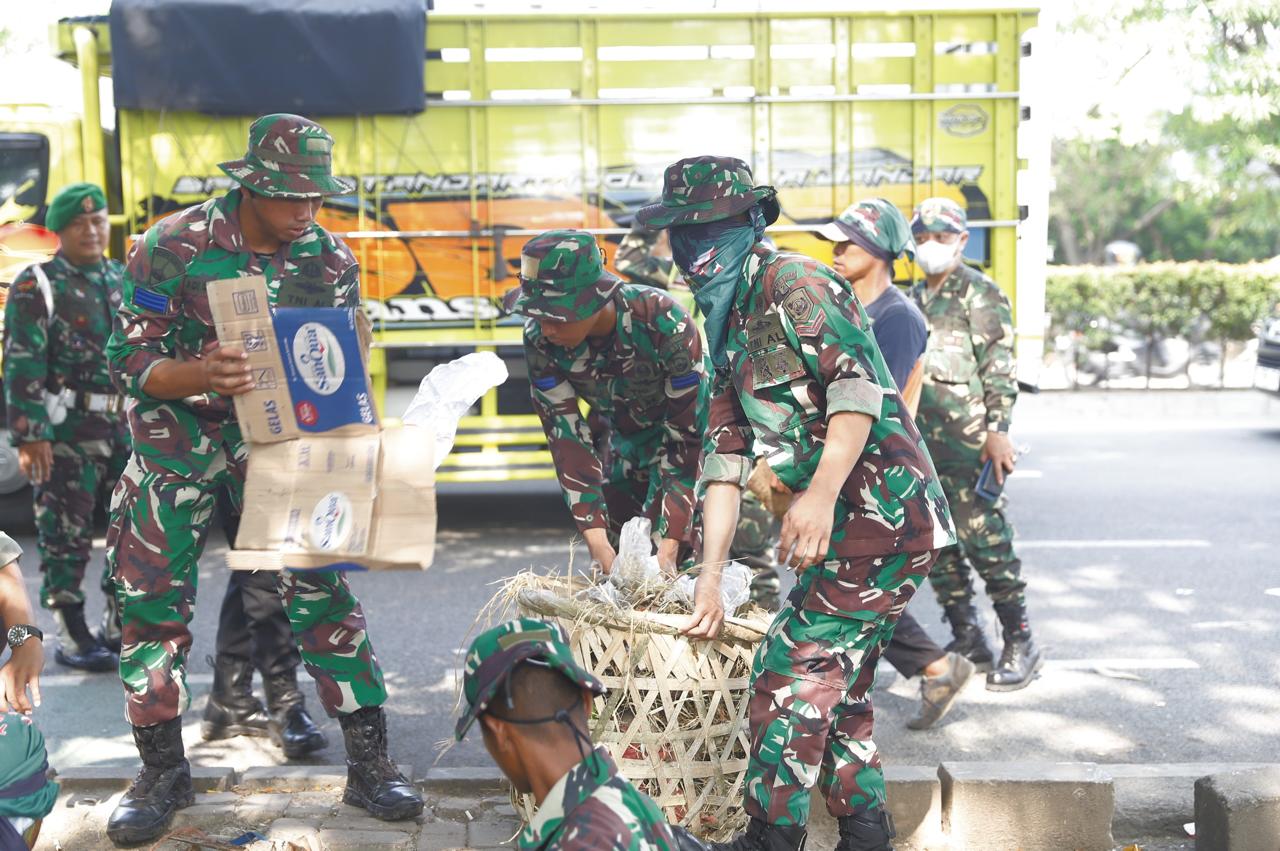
[6,624,43,649]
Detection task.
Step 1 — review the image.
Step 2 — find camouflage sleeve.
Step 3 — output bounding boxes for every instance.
[970,280,1018,430]
[2,266,54,443]
[774,264,884,420]
[107,227,185,398]
[526,338,610,534]
[616,229,678,290]
[653,311,705,543]
[330,241,361,309]
[700,370,752,493]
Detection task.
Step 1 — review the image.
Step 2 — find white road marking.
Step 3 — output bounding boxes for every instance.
[1265,588,1280,597]
[1019,539,1211,549]
[1045,658,1200,670]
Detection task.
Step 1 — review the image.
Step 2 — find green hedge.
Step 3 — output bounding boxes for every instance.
[1046,262,1280,345]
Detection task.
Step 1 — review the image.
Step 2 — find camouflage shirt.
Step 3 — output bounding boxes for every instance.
[615,227,681,291]
[702,246,955,559]
[519,746,676,851]
[4,253,126,447]
[910,264,1017,466]
[525,284,706,542]
[107,189,359,476]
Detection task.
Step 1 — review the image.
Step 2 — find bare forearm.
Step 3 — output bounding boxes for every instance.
[700,482,741,570]
[809,412,872,498]
[141,358,210,399]
[0,563,34,628]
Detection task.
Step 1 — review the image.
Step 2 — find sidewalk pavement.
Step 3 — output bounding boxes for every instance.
[44,765,518,850]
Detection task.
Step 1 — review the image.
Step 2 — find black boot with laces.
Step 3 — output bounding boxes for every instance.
[106,717,194,846]
[338,706,423,820]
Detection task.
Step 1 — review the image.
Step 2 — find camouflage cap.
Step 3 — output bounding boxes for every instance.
[454,618,604,741]
[910,197,968,234]
[218,114,354,199]
[634,156,780,229]
[501,229,622,323]
[815,198,914,260]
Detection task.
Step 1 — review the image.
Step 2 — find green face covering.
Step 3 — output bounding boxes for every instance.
[669,205,767,368]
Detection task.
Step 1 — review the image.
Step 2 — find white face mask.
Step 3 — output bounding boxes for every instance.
[916,239,960,275]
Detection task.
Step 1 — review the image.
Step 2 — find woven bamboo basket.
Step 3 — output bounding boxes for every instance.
[511,574,771,841]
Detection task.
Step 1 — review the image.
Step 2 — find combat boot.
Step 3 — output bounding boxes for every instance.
[264,669,328,759]
[106,717,195,846]
[338,706,423,820]
[836,809,896,851]
[100,586,123,654]
[710,816,807,851]
[201,654,271,741]
[906,652,976,731]
[986,602,1044,692]
[52,603,117,673]
[942,603,995,672]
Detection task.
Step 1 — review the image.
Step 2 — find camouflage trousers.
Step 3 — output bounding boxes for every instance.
[927,473,1025,608]
[34,439,127,610]
[744,550,939,826]
[106,448,387,728]
[730,494,781,608]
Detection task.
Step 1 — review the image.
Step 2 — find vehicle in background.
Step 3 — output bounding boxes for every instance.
[1,1,1048,491]
[1254,311,1280,398]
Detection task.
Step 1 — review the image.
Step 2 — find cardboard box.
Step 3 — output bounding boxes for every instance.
[208,276,378,443]
[208,277,435,572]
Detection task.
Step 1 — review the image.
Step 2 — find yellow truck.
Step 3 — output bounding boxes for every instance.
[0,1,1047,495]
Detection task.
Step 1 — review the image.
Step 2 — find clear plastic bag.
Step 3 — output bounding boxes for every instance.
[610,516,662,594]
[401,351,508,469]
[663,560,753,616]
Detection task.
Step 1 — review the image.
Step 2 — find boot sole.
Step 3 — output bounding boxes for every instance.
[202,721,272,741]
[343,787,424,821]
[106,791,195,846]
[985,654,1045,692]
[55,651,118,673]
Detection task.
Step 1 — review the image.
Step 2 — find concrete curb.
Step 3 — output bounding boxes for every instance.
[51,762,1280,846]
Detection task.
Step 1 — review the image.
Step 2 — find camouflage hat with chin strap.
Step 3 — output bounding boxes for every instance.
[454,618,604,741]
[910,197,968,234]
[635,155,780,229]
[501,229,623,323]
[218,113,354,199]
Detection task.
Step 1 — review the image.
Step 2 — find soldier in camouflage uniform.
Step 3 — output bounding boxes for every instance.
[3,182,126,673]
[640,157,955,851]
[909,197,1042,692]
[613,222,781,605]
[503,229,706,575]
[102,115,422,846]
[456,618,700,851]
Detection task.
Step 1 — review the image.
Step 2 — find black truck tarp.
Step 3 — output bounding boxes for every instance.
[110,0,426,116]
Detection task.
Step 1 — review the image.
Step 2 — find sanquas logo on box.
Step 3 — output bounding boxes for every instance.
[274,308,376,431]
[309,491,354,551]
[293,322,346,395]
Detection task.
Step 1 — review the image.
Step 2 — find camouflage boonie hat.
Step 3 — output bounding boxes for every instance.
[501,229,622,323]
[218,114,354,199]
[454,618,604,741]
[815,198,914,260]
[634,155,780,229]
[910,197,968,234]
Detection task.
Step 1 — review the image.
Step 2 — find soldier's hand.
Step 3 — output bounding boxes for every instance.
[778,488,836,572]
[583,528,617,575]
[681,571,724,640]
[17,441,53,485]
[981,430,1017,485]
[656,538,680,577]
[0,640,44,715]
[202,341,256,397]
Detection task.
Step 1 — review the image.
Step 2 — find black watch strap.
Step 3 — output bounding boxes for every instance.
[7,624,43,647]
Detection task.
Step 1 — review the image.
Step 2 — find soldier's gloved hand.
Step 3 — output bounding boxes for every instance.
[17,441,53,485]
[201,341,256,397]
[777,488,837,573]
[980,430,1017,485]
[583,528,617,575]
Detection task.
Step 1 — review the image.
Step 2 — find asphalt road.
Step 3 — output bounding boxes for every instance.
[9,390,1280,775]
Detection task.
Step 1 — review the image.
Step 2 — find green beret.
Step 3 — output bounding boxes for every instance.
[45,183,106,234]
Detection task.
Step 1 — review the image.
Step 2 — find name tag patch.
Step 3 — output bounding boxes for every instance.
[747,314,805,390]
